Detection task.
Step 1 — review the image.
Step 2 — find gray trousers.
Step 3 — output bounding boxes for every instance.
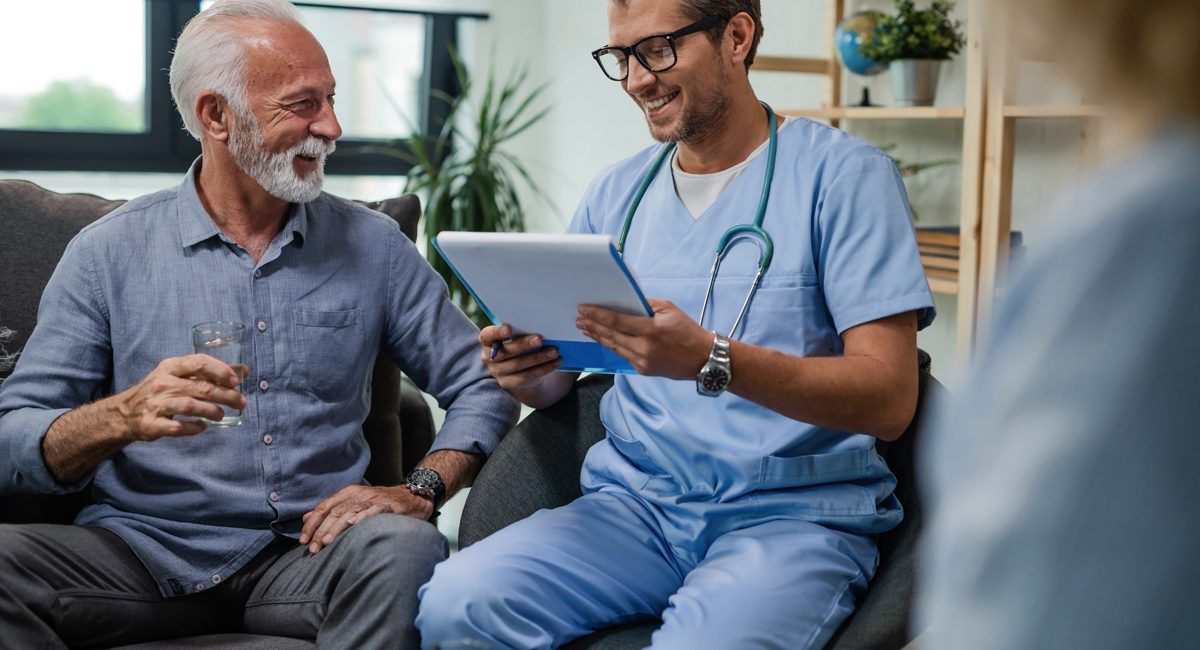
[0,514,447,649]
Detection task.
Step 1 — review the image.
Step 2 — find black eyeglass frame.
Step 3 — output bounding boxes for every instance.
[590,16,723,81]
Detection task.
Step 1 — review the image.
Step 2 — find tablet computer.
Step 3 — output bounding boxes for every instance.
[431,232,652,374]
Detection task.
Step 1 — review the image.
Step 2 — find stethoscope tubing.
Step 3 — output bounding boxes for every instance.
[616,102,779,339]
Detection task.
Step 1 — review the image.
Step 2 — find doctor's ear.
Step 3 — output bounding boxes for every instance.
[724,12,756,68]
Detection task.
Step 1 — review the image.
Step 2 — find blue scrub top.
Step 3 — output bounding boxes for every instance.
[568,118,935,538]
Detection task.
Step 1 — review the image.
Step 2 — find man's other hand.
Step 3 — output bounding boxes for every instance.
[118,354,245,442]
[576,299,712,379]
[299,485,434,554]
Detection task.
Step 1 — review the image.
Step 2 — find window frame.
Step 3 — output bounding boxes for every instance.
[0,0,481,176]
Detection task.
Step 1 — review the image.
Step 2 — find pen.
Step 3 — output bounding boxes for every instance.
[490,341,502,360]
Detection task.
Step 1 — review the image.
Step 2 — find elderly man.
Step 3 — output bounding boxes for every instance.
[417,0,934,648]
[0,0,517,648]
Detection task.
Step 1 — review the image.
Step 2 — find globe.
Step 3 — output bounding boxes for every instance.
[835,11,888,77]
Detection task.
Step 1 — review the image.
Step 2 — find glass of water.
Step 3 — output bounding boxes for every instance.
[191,321,247,428]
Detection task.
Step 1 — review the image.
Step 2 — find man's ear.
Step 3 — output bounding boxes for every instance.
[725,12,756,69]
[196,91,232,142]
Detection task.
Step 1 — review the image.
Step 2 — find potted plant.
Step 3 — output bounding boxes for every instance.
[390,52,551,326]
[859,0,965,106]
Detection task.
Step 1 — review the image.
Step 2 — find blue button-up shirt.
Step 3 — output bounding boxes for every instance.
[0,162,518,596]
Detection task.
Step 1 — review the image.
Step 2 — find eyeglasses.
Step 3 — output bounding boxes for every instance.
[591,16,722,82]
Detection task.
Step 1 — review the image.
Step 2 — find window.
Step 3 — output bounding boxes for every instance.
[0,1,147,134]
[0,1,484,176]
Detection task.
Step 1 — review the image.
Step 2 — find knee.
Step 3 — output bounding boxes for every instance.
[340,514,448,582]
[0,525,40,575]
[416,550,501,644]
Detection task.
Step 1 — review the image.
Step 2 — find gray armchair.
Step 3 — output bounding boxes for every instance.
[459,352,946,650]
[0,180,436,649]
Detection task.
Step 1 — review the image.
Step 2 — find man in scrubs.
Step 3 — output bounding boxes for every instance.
[418,1,934,648]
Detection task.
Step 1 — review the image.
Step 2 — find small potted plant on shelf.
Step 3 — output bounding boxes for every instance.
[859,0,965,107]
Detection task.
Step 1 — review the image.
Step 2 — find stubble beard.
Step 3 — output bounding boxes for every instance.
[647,65,732,145]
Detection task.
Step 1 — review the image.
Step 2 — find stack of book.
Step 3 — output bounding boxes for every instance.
[916,227,961,293]
[915,227,1026,295]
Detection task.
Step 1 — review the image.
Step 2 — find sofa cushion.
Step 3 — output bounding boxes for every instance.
[0,180,124,376]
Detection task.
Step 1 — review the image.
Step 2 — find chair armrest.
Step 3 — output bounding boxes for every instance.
[363,353,435,488]
[458,374,614,548]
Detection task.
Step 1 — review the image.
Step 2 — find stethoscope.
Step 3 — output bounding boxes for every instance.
[616,102,778,339]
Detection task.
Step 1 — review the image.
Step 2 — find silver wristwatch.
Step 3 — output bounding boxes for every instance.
[696,332,732,397]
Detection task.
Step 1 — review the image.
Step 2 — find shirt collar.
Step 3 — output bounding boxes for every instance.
[177,157,310,249]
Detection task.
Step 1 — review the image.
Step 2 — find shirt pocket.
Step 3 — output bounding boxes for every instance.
[743,276,837,357]
[293,308,364,401]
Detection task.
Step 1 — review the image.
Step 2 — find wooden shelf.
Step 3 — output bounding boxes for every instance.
[1003,104,1106,118]
[778,106,967,120]
[753,56,832,75]
[926,274,959,295]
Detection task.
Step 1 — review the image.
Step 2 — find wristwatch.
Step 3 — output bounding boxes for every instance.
[696,331,732,397]
[404,467,446,513]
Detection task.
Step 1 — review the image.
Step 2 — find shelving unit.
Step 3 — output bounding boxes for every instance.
[753,0,987,362]
[753,0,1100,362]
[779,106,966,120]
[973,6,1105,345]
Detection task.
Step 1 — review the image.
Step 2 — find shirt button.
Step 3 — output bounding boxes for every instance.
[256,320,267,332]
[212,574,222,584]
[254,269,262,278]
[259,379,269,391]
[263,434,273,445]
[195,583,206,592]
[269,491,280,502]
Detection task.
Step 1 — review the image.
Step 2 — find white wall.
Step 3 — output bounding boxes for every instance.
[465,0,824,233]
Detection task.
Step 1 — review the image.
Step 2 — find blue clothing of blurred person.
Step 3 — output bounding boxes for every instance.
[0,1,518,648]
[417,1,935,648]
[920,0,1200,648]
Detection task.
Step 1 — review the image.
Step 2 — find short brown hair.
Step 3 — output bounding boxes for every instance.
[611,0,764,70]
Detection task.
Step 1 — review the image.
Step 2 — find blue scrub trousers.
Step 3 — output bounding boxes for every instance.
[417,488,876,649]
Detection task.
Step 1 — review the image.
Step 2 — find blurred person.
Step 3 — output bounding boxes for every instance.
[920,1,1200,648]
[417,0,936,648]
[0,0,517,647]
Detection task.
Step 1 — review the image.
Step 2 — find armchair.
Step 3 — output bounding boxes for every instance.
[459,351,947,649]
[0,179,436,649]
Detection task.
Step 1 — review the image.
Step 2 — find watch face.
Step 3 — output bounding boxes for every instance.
[408,467,442,490]
[700,366,730,393]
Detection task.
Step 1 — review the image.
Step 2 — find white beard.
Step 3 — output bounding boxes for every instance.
[228,112,336,203]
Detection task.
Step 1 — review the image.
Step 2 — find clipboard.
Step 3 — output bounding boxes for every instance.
[431,232,652,374]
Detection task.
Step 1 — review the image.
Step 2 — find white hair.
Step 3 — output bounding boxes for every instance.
[0,327,18,376]
[169,0,303,140]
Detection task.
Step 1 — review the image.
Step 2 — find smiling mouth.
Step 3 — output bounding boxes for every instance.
[643,91,679,113]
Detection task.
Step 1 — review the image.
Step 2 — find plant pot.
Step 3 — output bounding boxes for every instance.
[890,59,942,107]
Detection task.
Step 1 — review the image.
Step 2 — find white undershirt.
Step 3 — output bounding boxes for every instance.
[671,116,792,220]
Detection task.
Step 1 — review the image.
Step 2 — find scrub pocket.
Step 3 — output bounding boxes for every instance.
[743,275,836,357]
[293,307,363,400]
[754,448,877,517]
